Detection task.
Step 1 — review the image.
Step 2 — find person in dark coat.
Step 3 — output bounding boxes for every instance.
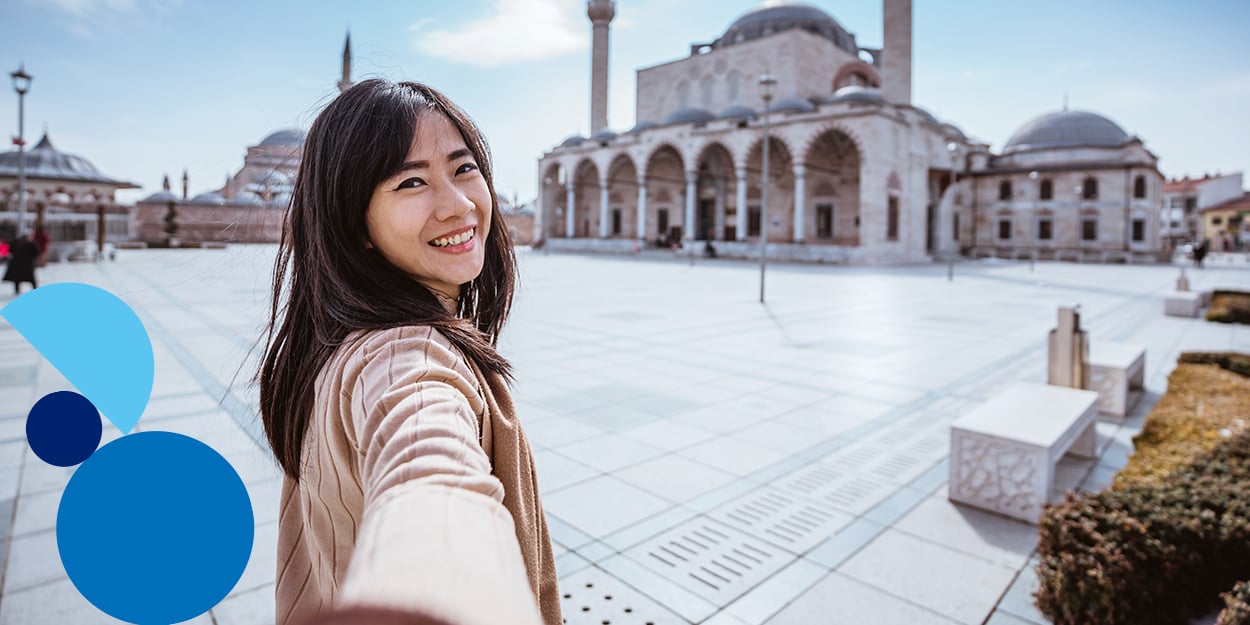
[1193,238,1210,268]
[4,232,39,294]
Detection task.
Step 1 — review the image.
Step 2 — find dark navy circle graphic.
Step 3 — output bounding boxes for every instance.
[26,391,102,467]
[57,431,254,625]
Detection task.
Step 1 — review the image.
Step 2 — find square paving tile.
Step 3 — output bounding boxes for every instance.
[839,529,1017,625]
[613,454,740,504]
[893,489,1038,569]
[555,433,665,473]
[679,436,786,477]
[543,475,673,537]
[764,572,960,625]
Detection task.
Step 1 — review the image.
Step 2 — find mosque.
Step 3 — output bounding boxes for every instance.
[536,0,1166,264]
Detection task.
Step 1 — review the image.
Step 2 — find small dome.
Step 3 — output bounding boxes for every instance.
[820,85,883,104]
[140,190,180,203]
[0,132,134,186]
[664,107,715,125]
[718,105,757,120]
[715,2,856,53]
[941,122,966,140]
[559,135,586,148]
[190,191,225,204]
[259,129,304,147]
[628,121,658,134]
[769,96,816,114]
[228,193,263,205]
[589,129,618,142]
[912,107,939,125]
[1003,110,1130,154]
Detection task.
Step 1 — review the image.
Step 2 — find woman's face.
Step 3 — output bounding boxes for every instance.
[365,112,493,300]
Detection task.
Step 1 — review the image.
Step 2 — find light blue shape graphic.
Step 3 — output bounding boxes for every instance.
[1,283,153,433]
[58,431,254,625]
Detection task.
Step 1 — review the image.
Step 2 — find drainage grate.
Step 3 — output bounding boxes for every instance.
[708,486,853,555]
[869,452,925,482]
[624,517,792,605]
[559,566,686,625]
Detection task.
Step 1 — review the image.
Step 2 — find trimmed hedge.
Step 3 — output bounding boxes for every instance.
[1219,581,1250,625]
[1207,290,1250,325]
[1034,430,1250,625]
[1114,361,1250,488]
[1179,351,1250,378]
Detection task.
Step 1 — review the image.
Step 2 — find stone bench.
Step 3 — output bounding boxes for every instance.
[1164,291,1201,317]
[1089,341,1145,418]
[949,382,1100,523]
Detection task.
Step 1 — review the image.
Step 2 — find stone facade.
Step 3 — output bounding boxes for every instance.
[536,1,1168,265]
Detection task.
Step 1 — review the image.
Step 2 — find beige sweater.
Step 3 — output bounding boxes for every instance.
[275,326,561,625]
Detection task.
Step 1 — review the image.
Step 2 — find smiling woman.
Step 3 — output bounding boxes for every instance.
[258,79,561,625]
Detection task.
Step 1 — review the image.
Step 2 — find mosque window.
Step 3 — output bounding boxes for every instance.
[998,219,1012,240]
[887,197,899,240]
[676,82,689,109]
[1040,179,1053,201]
[1133,175,1147,199]
[612,208,622,235]
[816,203,834,239]
[1082,218,1098,241]
[727,72,740,103]
[1038,218,1053,241]
[701,77,715,109]
[657,209,670,237]
[1082,177,1099,200]
[999,180,1012,201]
[748,205,761,236]
[953,213,960,241]
[1132,219,1145,242]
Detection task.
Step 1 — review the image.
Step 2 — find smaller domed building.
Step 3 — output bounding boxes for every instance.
[0,132,137,252]
[134,128,303,245]
[962,110,1163,262]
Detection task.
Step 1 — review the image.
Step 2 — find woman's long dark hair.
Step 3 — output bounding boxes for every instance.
[259,79,516,480]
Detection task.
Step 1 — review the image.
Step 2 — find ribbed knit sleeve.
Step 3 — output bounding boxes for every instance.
[275,327,543,625]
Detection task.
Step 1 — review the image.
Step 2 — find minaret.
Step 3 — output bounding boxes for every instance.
[162,174,171,193]
[587,1,615,133]
[338,32,353,94]
[881,0,912,105]
[181,169,189,199]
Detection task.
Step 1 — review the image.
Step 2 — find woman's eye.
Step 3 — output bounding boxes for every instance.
[456,163,479,175]
[395,177,426,190]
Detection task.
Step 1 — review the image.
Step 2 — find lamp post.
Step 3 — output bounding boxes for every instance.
[10,64,32,237]
[946,142,959,280]
[758,72,776,303]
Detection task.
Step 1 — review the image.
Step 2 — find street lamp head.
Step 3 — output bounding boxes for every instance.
[10,65,32,95]
[1028,171,1039,180]
[946,141,958,154]
[758,73,777,103]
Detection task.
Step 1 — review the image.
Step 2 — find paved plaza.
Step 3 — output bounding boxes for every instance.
[1,247,1248,624]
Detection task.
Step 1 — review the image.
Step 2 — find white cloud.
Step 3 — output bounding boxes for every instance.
[411,0,588,67]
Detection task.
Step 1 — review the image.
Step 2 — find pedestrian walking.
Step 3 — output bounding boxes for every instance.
[3,231,39,294]
[259,79,560,625]
[1193,238,1210,268]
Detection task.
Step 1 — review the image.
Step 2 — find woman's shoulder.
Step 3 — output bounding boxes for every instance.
[337,326,468,372]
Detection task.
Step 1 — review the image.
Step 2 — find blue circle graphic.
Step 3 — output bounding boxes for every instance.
[57,431,254,625]
[27,391,102,467]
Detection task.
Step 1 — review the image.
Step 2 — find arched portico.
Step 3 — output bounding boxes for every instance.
[802,128,862,245]
[643,145,686,245]
[695,142,736,241]
[605,154,638,239]
[745,136,795,243]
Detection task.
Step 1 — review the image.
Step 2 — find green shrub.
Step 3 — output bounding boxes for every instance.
[1178,351,1250,378]
[1219,581,1250,625]
[1034,431,1250,625]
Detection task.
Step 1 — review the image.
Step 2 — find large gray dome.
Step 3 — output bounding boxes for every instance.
[714,2,856,53]
[664,107,715,126]
[1003,111,1130,154]
[0,133,134,186]
[259,129,304,147]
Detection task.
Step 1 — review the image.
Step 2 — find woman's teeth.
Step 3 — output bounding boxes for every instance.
[432,230,474,248]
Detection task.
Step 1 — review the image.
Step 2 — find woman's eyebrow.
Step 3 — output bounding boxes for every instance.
[392,148,474,176]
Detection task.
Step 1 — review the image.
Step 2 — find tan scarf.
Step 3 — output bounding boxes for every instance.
[470,363,563,625]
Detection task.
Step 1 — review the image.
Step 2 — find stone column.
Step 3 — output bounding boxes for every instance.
[714,176,726,240]
[565,183,576,238]
[736,167,748,241]
[793,164,807,243]
[599,177,610,238]
[685,171,697,242]
[1047,306,1089,389]
[637,176,648,244]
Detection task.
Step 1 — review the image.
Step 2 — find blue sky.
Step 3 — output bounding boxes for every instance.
[2,0,1248,204]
